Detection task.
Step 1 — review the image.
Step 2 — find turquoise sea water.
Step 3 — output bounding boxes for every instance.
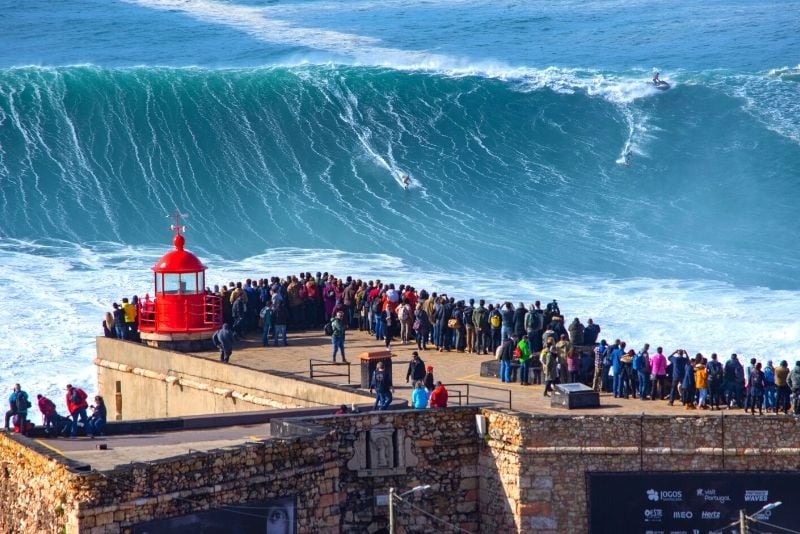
[0,0,799,403]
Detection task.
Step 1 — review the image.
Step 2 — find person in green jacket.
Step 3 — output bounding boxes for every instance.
[330,310,348,363]
[517,336,532,385]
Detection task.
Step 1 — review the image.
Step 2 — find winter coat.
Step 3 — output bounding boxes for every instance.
[212,324,235,352]
[406,358,426,383]
[568,319,584,345]
[411,388,430,409]
[66,387,88,415]
[429,385,448,408]
[788,365,800,390]
[541,349,557,382]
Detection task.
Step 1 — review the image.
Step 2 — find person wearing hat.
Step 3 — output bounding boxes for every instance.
[423,365,435,391]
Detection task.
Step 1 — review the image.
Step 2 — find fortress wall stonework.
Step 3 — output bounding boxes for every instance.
[484,411,800,533]
[3,408,800,533]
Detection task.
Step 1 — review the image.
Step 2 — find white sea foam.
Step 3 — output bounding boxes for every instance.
[2,240,799,415]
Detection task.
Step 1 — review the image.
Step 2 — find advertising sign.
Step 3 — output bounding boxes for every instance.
[588,471,797,534]
[133,495,296,534]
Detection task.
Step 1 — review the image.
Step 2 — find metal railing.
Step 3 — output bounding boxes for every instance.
[444,383,512,409]
[137,294,222,333]
[309,359,352,384]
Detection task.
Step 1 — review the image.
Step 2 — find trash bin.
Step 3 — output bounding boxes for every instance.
[359,350,393,388]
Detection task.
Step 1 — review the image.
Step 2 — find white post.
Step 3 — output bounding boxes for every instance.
[389,487,395,534]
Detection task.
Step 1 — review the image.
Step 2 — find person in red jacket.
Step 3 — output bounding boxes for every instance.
[429,381,448,408]
[65,384,90,438]
[37,394,60,436]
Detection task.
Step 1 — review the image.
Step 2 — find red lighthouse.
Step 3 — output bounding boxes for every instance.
[138,212,222,350]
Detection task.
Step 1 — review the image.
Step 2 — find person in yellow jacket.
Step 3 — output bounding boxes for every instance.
[695,361,709,409]
[516,336,532,385]
[120,297,137,339]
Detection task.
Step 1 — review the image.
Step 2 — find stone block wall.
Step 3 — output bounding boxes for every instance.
[6,404,800,533]
[95,337,372,420]
[0,434,82,534]
[479,411,800,533]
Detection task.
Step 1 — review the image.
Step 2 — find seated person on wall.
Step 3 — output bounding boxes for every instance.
[87,396,107,437]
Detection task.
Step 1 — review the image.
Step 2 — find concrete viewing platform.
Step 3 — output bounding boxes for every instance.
[186,327,765,418]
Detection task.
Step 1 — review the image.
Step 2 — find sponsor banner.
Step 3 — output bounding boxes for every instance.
[587,471,798,534]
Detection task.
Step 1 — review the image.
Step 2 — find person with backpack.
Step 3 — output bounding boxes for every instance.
[746,362,766,415]
[488,305,502,353]
[633,344,651,400]
[369,361,394,410]
[763,361,776,411]
[498,334,517,383]
[473,300,489,355]
[66,384,90,438]
[775,360,791,414]
[398,298,413,345]
[4,384,31,434]
[413,303,430,351]
[212,323,235,363]
[463,299,475,354]
[330,310,348,363]
[273,303,289,347]
[260,301,274,347]
[592,340,609,392]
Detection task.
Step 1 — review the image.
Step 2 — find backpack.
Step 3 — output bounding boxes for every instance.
[633,352,644,371]
[324,321,334,336]
[399,305,410,322]
[513,346,521,359]
[16,392,30,411]
[373,370,387,390]
[70,389,83,405]
[371,296,382,314]
[474,308,488,329]
[490,313,501,328]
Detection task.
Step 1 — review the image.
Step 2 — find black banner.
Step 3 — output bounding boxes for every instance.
[587,471,798,534]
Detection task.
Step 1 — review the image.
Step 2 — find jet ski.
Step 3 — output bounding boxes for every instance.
[653,79,670,91]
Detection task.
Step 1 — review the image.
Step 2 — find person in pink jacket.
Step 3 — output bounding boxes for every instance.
[649,347,668,400]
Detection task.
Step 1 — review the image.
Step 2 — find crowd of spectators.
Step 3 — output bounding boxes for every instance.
[101,270,799,416]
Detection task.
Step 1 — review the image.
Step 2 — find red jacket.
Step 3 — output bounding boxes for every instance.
[38,396,57,417]
[429,385,448,408]
[66,387,88,414]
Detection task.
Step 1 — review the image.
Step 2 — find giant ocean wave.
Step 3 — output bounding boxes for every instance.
[1,64,798,288]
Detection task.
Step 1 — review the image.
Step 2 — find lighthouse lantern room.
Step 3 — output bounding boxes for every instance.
[137,212,222,351]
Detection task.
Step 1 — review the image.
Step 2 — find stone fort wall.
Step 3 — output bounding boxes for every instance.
[2,408,800,533]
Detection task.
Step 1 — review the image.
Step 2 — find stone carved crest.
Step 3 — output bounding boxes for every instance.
[347,424,418,477]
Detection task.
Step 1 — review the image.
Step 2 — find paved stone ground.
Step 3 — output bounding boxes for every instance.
[190,327,769,418]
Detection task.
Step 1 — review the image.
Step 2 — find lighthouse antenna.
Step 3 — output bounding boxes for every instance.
[167,210,189,235]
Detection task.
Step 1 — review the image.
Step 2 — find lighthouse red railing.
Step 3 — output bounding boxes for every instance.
[137,294,222,333]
